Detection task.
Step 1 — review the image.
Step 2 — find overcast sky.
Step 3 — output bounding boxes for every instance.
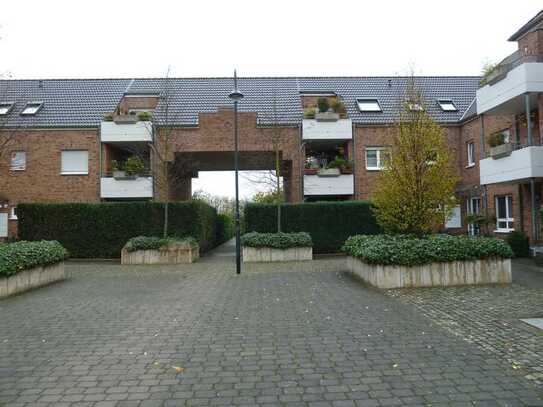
[1,1,541,198]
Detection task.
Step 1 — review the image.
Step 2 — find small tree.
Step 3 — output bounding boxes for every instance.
[372,82,459,236]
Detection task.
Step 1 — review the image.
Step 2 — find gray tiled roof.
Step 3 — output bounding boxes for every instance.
[0,76,480,128]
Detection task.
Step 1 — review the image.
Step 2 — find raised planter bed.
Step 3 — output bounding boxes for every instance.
[0,240,68,298]
[121,236,199,265]
[346,256,511,288]
[342,234,513,288]
[241,232,313,263]
[0,262,65,298]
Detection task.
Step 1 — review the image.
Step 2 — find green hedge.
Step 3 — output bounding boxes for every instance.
[0,240,69,277]
[241,232,312,249]
[342,234,514,266]
[215,214,234,246]
[124,236,198,252]
[505,231,530,258]
[17,201,218,258]
[244,201,381,253]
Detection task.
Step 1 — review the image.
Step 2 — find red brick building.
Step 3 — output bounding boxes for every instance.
[1,11,542,244]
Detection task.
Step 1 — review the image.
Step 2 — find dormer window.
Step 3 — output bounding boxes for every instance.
[357,99,382,112]
[21,102,43,115]
[437,99,457,112]
[0,102,14,115]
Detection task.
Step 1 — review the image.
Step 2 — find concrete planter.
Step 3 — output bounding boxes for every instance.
[347,256,511,288]
[490,143,513,159]
[121,243,199,265]
[243,246,313,263]
[0,262,65,299]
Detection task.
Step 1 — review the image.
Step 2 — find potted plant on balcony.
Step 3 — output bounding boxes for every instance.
[340,159,353,174]
[303,107,316,119]
[111,160,126,179]
[488,132,512,159]
[137,111,153,121]
[304,163,319,175]
[122,156,146,179]
[331,99,348,119]
[318,158,342,177]
[315,97,340,122]
[103,113,114,122]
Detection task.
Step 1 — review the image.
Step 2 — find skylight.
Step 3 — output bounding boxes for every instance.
[0,102,14,115]
[20,101,43,115]
[437,99,458,112]
[357,99,382,112]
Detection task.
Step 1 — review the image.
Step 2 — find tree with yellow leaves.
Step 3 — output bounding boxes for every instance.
[372,82,459,236]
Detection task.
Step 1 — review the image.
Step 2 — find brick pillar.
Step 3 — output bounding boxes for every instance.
[170,176,192,201]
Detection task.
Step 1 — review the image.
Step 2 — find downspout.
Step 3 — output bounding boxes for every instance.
[531,178,538,243]
[299,124,304,202]
[352,122,356,200]
[479,114,489,235]
[98,125,102,202]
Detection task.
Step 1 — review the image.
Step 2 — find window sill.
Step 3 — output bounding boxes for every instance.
[8,217,18,221]
[61,172,89,176]
[494,229,514,234]
[366,168,382,171]
[465,163,475,169]
[10,168,26,172]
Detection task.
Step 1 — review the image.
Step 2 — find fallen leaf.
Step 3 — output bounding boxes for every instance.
[172,366,184,373]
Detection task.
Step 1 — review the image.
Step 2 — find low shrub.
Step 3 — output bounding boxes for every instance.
[215,214,234,246]
[137,111,153,121]
[124,236,198,252]
[0,240,69,277]
[342,234,513,267]
[505,231,530,258]
[241,232,312,249]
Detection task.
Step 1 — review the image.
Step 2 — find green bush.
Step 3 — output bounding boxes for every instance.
[505,231,530,258]
[0,240,68,277]
[215,214,234,246]
[124,236,198,252]
[317,97,330,113]
[17,201,218,258]
[241,232,312,249]
[137,111,152,121]
[342,234,514,266]
[244,201,381,253]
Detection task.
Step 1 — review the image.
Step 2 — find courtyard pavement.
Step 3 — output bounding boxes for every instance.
[0,244,542,406]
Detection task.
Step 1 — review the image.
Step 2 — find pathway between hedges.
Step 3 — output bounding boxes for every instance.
[0,250,542,406]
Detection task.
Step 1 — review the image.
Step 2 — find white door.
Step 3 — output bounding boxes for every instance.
[0,213,7,238]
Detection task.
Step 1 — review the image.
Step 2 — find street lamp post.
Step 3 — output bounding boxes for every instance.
[229,70,244,274]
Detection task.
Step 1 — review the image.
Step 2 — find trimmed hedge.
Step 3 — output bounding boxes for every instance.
[216,214,234,246]
[0,240,69,277]
[342,234,514,267]
[505,231,530,258]
[244,201,381,253]
[124,236,198,252]
[241,232,312,249]
[17,201,218,258]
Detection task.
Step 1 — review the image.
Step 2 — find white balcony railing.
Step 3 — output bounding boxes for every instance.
[480,146,543,185]
[100,121,153,143]
[100,177,153,199]
[476,62,543,115]
[302,119,352,140]
[303,174,354,196]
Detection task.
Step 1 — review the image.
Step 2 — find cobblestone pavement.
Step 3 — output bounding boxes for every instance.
[0,257,542,406]
[387,260,543,391]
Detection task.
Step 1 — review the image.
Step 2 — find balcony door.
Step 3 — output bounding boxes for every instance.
[467,197,481,236]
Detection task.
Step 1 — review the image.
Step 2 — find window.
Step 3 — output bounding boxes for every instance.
[437,99,457,112]
[357,99,382,112]
[9,206,17,220]
[20,101,43,115]
[61,150,88,175]
[467,197,481,236]
[467,141,475,167]
[365,147,389,170]
[495,195,513,232]
[445,205,462,229]
[10,151,26,171]
[0,102,14,115]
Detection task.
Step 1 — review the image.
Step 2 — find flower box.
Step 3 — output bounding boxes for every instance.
[490,143,513,159]
[121,241,199,265]
[304,168,319,175]
[243,247,312,263]
[0,262,65,298]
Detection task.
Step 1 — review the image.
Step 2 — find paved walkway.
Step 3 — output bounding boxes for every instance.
[0,254,542,406]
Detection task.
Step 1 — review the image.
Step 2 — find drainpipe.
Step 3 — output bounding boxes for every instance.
[352,122,356,200]
[299,124,304,202]
[531,178,538,242]
[98,126,102,201]
[526,93,533,146]
[479,114,486,159]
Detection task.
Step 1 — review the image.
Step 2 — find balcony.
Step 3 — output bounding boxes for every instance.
[302,118,352,140]
[100,176,153,199]
[477,60,543,115]
[100,121,153,143]
[479,145,543,185]
[304,173,354,196]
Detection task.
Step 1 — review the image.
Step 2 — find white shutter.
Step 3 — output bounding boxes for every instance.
[61,150,88,174]
[0,213,7,237]
[445,205,462,229]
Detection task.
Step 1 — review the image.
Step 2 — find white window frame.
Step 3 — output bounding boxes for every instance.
[356,99,382,112]
[467,141,475,167]
[61,150,89,175]
[365,147,388,170]
[9,206,17,220]
[467,197,481,236]
[20,101,43,116]
[495,195,514,233]
[10,151,26,171]
[437,99,457,112]
[0,102,14,115]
